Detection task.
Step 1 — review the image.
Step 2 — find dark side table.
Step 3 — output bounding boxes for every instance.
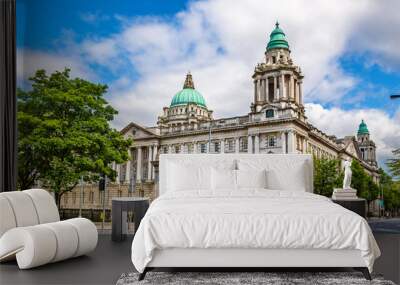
[112,197,149,242]
[332,198,366,218]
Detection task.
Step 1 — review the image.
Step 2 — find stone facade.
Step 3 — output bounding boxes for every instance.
[60,25,379,211]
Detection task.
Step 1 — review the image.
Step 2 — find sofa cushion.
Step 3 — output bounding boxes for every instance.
[24,189,60,224]
[64,218,98,257]
[42,221,79,262]
[0,192,39,227]
[0,196,17,238]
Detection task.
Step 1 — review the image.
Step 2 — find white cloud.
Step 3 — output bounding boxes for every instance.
[82,0,387,126]
[17,48,96,86]
[349,0,400,72]
[305,103,400,166]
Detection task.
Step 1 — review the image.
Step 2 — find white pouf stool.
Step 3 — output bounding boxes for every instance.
[0,189,98,269]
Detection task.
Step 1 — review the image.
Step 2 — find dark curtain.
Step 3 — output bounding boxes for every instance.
[0,0,17,192]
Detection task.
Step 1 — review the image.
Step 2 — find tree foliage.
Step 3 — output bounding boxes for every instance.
[351,160,379,212]
[379,168,400,215]
[387,149,400,179]
[17,69,132,206]
[313,156,342,197]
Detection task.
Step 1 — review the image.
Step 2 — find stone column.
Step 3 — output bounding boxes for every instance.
[281,132,286,154]
[254,134,260,153]
[287,131,295,153]
[247,135,253,154]
[220,139,225,154]
[290,75,295,101]
[125,148,131,183]
[266,77,270,102]
[254,80,257,103]
[257,79,261,102]
[303,139,307,154]
[147,146,152,181]
[273,76,277,100]
[193,142,198,153]
[235,137,240,153]
[299,82,303,105]
[168,145,172,153]
[281,73,286,99]
[136,147,142,181]
[152,145,157,179]
[262,79,266,102]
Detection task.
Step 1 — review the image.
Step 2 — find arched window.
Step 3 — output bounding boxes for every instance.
[266,109,274,118]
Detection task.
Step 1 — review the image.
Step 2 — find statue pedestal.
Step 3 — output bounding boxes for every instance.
[332,188,358,200]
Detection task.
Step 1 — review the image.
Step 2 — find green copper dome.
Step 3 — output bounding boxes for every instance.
[357,119,369,135]
[170,73,207,108]
[267,22,290,51]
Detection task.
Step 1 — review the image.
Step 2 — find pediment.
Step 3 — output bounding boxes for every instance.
[120,122,159,140]
[344,139,361,159]
[260,104,279,112]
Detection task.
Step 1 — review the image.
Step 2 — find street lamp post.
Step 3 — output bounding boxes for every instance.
[101,175,107,231]
[141,178,145,197]
[208,122,213,153]
[79,176,83,217]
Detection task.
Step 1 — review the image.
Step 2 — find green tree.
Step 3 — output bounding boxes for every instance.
[313,156,342,197]
[379,168,400,216]
[352,160,379,213]
[350,160,367,195]
[387,149,400,179]
[17,69,131,207]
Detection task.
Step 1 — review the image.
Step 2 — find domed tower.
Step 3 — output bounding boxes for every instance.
[357,120,377,166]
[251,22,305,121]
[157,72,213,133]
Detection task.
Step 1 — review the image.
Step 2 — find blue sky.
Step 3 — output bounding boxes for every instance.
[17,0,400,166]
[17,0,187,49]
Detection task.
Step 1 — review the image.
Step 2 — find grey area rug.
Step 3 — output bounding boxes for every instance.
[116,272,396,285]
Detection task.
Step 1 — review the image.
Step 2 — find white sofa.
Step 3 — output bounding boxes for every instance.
[0,189,98,269]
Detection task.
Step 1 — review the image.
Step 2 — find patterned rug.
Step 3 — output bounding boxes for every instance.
[116,271,396,285]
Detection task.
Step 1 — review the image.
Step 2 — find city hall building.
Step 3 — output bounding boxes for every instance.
[61,23,379,212]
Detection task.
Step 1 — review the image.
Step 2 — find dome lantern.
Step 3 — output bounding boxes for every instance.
[183,72,195,89]
[357,119,369,135]
[170,73,207,108]
[266,22,290,51]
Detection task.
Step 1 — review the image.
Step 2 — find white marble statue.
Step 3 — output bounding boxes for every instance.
[343,159,352,190]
